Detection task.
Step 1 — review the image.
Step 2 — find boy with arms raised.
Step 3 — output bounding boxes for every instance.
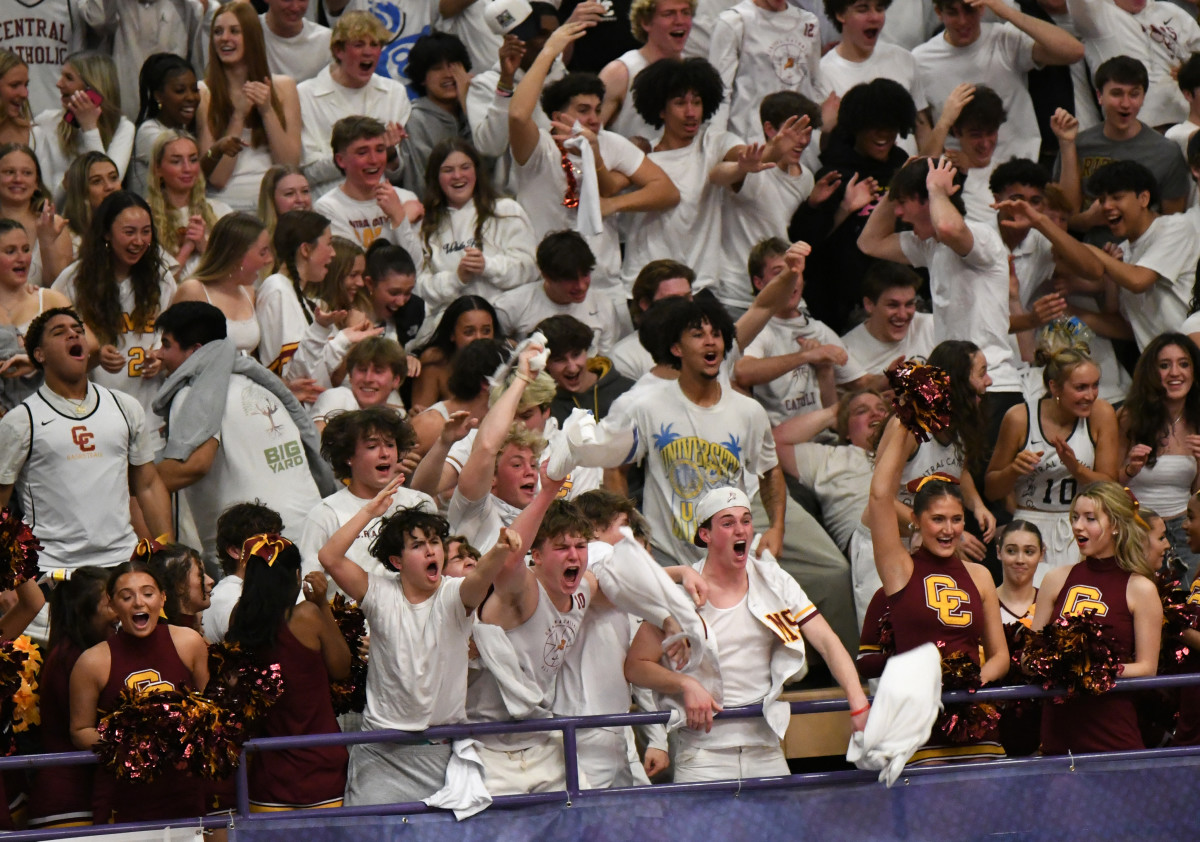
[319,485,523,805]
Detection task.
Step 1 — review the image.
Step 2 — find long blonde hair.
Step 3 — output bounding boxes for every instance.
[147,130,218,257]
[1069,482,1154,578]
[257,163,306,242]
[205,3,285,148]
[190,212,266,285]
[316,236,369,314]
[0,51,30,131]
[57,53,122,154]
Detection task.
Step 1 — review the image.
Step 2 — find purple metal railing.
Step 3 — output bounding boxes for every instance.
[5,672,1200,840]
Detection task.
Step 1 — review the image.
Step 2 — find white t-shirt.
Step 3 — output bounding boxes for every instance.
[621,127,742,292]
[623,379,777,563]
[714,164,814,311]
[819,42,926,106]
[514,129,647,292]
[314,184,422,265]
[361,574,473,730]
[201,574,243,644]
[608,330,655,381]
[878,0,939,51]
[841,312,936,375]
[435,0,502,78]
[743,314,867,425]
[1007,227,1056,360]
[709,0,823,141]
[900,219,1020,392]
[309,385,406,423]
[170,374,322,562]
[260,16,331,83]
[446,488,518,553]
[791,442,873,552]
[493,282,625,356]
[913,23,1041,165]
[298,485,435,595]
[1118,212,1200,351]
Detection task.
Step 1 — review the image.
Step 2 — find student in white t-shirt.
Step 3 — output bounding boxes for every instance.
[735,237,869,426]
[312,115,423,261]
[715,91,820,316]
[259,0,331,84]
[840,261,934,384]
[622,56,796,292]
[818,0,931,154]
[300,407,435,591]
[508,21,681,293]
[913,0,1083,166]
[494,231,626,356]
[925,83,1004,224]
[708,0,824,140]
[858,156,1024,430]
[311,336,409,431]
[610,259,694,380]
[1166,54,1200,166]
[1079,160,1200,352]
[319,480,524,806]
[599,0,696,145]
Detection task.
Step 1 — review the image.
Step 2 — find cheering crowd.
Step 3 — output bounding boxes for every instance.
[0,0,1195,826]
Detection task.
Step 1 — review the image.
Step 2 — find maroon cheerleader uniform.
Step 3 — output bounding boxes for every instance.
[1041,556,1143,755]
[93,624,205,823]
[249,624,347,809]
[27,642,92,827]
[888,546,1004,762]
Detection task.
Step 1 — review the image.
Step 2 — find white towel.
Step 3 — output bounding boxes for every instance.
[423,739,492,819]
[845,642,942,787]
[561,407,636,469]
[563,126,603,237]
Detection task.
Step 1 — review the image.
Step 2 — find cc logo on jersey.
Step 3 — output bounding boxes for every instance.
[123,668,175,694]
[924,574,972,627]
[1061,585,1108,618]
[71,425,95,453]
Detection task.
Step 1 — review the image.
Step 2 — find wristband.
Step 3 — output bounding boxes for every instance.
[849,703,870,717]
[496,83,514,98]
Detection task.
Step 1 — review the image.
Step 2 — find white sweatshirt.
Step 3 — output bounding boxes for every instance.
[254,272,351,388]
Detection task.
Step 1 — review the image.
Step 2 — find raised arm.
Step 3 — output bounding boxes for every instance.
[867,417,917,594]
[926,157,973,257]
[734,241,809,351]
[456,342,543,502]
[510,22,591,166]
[1092,244,1160,294]
[316,475,407,603]
[459,526,524,610]
[971,0,1083,66]
[857,193,910,265]
[993,198,1102,280]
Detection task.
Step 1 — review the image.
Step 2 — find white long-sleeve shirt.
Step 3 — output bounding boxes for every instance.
[254,272,351,387]
[32,110,135,204]
[298,66,413,198]
[416,198,538,317]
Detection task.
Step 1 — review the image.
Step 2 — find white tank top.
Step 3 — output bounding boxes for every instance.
[1013,397,1095,512]
[470,577,592,750]
[898,436,963,511]
[203,285,260,355]
[20,385,137,569]
[609,50,661,143]
[1128,453,1197,517]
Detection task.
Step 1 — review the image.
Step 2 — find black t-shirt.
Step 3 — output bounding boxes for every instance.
[559,0,640,72]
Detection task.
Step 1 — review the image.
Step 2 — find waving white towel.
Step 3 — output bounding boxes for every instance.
[562,126,603,237]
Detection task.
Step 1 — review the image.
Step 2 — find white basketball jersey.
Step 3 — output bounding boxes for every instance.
[1014,397,1095,513]
[20,385,136,569]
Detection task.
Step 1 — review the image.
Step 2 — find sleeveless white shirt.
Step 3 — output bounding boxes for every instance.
[1013,396,1095,513]
[609,50,661,143]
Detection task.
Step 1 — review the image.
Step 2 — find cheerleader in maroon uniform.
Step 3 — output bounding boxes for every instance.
[67,562,209,823]
[1031,482,1162,754]
[27,568,114,828]
[867,416,1010,763]
[226,535,350,811]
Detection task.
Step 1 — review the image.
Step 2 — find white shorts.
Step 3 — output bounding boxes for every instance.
[575,726,648,789]
[477,735,586,796]
[672,743,789,784]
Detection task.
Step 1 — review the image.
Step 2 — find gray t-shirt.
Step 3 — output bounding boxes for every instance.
[1058,122,1191,212]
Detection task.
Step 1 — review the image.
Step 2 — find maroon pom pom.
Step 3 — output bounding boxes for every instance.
[330,595,367,715]
[0,509,39,591]
[886,362,953,444]
[1022,610,1121,702]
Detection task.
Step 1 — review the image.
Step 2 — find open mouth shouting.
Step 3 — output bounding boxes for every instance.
[562,564,581,590]
[128,611,152,632]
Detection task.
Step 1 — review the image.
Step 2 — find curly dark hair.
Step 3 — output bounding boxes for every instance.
[321,406,418,481]
[631,57,724,129]
[1122,333,1200,466]
[831,78,916,143]
[371,505,450,573]
[927,339,987,474]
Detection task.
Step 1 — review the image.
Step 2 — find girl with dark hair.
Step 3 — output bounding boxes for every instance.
[226,535,350,811]
[197,3,301,212]
[256,209,378,390]
[847,341,997,621]
[52,190,175,414]
[985,337,1119,582]
[68,562,209,823]
[996,520,1043,625]
[1031,482,1162,755]
[417,137,537,316]
[0,143,72,286]
[26,568,113,829]
[1117,333,1200,582]
[129,54,200,196]
[364,240,425,349]
[61,152,120,244]
[133,540,213,632]
[410,294,501,411]
[867,413,1009,764]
